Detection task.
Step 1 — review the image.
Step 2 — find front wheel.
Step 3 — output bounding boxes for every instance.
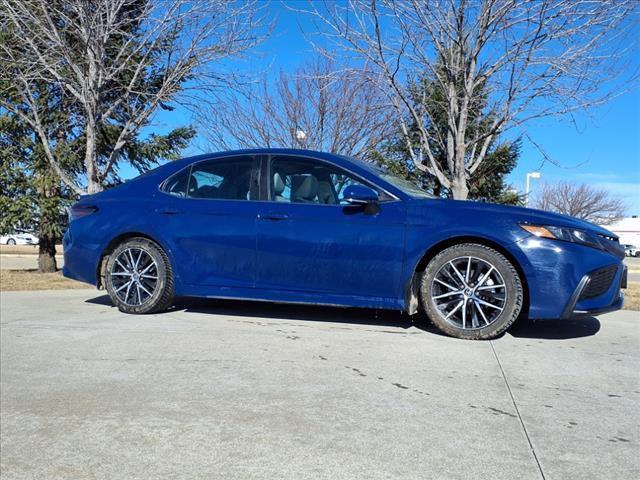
[421,243,523,340]
[105,237,174,314]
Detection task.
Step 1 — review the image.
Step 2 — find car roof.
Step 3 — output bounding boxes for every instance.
[178,149,356,166]
[145,149,352,177]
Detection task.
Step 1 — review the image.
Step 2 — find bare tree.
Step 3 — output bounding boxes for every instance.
[534,182,627,224]
[297,0,638,199]
[0,0,267,194]
[200,57,395,158]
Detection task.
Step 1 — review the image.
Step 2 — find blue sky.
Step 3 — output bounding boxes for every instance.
[510,92,640,215]
[136,3,640,214]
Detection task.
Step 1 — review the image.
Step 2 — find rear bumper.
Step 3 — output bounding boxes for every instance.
[62,228,100,286]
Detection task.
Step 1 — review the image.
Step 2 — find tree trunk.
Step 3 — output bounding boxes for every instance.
[450,176,469,200]
[38,232,57,273]
[35,160,60,273]
[83,39,103,195]
[85,106,102,194]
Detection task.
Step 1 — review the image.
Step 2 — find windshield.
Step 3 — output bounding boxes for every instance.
[343,156,434,199]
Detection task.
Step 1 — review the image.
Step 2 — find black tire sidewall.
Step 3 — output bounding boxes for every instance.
[105,238,171,314]
[421,243,523,340]
[7,239,16,245]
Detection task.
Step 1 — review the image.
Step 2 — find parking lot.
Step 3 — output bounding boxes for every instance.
[1,289,638,480]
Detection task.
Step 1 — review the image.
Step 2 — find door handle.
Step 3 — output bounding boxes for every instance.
[155,208,181,215]
[258,213,290,221]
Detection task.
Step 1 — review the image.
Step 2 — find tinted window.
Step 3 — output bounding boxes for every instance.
[339,155,433,199]
[270,156,390,204]
[163,169,190,197]
[188,157,255,200]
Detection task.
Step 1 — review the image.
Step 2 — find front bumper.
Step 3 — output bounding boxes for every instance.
[561,265,626,319]
[511,236,627,319]
[568,293,624,318]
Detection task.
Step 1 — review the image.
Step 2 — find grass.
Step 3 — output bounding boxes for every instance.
[624,282,640,312]
[0,269,87,291]
[0,244,64,255]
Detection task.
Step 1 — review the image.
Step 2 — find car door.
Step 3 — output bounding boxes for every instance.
[157,155,259,287]
[255,154,406,301]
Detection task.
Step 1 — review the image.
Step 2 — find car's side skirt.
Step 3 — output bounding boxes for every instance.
[178,285,405,312]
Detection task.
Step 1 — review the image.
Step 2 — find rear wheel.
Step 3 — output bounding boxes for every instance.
[421,243,523,340]
[6,238,16,245]
[105,237,174,314]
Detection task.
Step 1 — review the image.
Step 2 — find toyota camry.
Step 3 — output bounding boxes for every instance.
[63,149,627,339]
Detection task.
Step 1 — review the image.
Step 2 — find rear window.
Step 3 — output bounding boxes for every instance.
[163,168,191,197]
[161,157,257,201]
[187,158,255,200]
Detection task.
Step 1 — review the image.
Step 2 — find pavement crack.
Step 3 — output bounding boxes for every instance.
[490,340,546,480]
[487,407,517,418]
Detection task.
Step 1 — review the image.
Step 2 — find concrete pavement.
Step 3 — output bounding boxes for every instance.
[1,289,638,480]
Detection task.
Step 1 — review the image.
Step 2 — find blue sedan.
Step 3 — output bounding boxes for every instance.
[63,149,626,339]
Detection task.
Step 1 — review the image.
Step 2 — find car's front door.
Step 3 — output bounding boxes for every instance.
[157,155,259,287]
[255,155,406,303]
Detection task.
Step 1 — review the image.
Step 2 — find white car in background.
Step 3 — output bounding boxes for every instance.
[624,244,639,257]
[1,229,39,245]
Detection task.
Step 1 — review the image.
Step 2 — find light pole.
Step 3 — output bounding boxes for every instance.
[525,172,541,206]
[295,129,307,148]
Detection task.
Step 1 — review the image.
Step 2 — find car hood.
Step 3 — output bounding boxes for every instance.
[407,198,617,238]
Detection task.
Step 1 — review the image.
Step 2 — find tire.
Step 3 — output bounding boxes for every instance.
[635,252,640,258]
[105,237,174,314]
[420,243,523,340]
[6,238,16,245]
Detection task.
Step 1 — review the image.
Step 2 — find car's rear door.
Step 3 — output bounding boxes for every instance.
[157,155,259,287]
[255,154,406,303]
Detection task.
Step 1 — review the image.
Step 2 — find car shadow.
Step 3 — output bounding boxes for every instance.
[508,316,601,340]
[84,294,421,330]
[85,294,113,306]
[84,295,601,340]
[176,297,422,330]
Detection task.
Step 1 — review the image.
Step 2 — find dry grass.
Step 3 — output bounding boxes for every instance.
[0,244,64,255]
[624,282,640,312]
[0,269,87,291]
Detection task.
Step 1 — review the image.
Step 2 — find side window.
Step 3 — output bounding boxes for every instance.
[270,156,384,204]
[163,168,190,197]
[187,157,256,200]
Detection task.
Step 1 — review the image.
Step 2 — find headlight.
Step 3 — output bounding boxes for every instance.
[520,224,602,250]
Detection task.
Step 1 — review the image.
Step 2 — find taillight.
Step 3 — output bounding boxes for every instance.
[69,204,98,221]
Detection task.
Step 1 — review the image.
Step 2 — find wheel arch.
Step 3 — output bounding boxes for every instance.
[405,235,529,316]
[96,231,170,289]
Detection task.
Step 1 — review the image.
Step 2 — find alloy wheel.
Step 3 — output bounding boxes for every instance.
[109,247,159,306]
[430,256,507,330]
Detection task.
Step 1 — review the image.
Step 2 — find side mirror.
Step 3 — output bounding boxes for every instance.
[343,184,379,205]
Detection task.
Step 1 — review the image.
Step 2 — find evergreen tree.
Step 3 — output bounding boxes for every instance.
[0,79,78,272]
[0,4,196,271]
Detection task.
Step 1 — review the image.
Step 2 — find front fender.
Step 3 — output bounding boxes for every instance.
[401,224,534,314]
